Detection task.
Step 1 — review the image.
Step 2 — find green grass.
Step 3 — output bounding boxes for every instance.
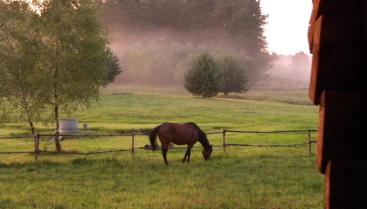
[218,89,312,105]
[0,90,323,209]
[0,149,321,209]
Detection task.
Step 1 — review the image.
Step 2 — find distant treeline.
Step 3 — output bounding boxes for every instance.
[268,52,312,84]
[100,0,270,85]
[101,0,266,50]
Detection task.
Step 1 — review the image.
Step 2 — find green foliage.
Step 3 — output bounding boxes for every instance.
[218,56,249,95]
[184,53,220,98]
[104,47,122,85]
[35,0,111,151]
[0,0,114,150]
[0,99,8,123]
[39,0,109,111]
[184,54,250,97]
[0,1,45,131]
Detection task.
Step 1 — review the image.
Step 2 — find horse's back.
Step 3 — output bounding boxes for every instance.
[158,122,199,145]
[159,123,176,135]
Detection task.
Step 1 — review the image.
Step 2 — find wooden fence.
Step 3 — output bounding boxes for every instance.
[0,129,317,160]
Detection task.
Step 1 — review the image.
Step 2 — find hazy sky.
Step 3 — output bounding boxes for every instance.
[260,0,313,55]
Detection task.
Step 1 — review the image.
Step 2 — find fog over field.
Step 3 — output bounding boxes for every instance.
[266,52,311,88]
[100,0,311,89]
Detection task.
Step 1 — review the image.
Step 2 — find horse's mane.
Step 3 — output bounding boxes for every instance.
[185,122,211,150]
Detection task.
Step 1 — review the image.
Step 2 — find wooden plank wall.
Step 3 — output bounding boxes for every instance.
[308,0,367,208]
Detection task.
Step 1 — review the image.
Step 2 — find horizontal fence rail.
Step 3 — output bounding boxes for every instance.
[225,142,316,147]
[224,130,318,134]
[0,135,34,140]
[0,129,318,159]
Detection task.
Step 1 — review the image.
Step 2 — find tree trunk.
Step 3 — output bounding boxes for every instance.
[27,119,37,146]
[54,103,62,153]
[28,119,40,156]
[54,47,62,153]
[25,106,37,149]
[28,120,35,136]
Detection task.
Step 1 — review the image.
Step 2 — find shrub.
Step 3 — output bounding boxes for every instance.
[184,53,220,98]
[218,56,249,95]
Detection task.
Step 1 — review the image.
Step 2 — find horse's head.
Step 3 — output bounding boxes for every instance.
[202,144,213,161]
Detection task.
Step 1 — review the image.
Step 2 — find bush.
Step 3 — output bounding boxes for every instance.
[184,53,220,98]
[218,56,249,95]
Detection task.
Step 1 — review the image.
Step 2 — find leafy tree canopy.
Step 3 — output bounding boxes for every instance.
[104,47,122,85]
[184,53,220,98]
[218,56,249,95]
[0,0,120,151]
[0,1,45,130]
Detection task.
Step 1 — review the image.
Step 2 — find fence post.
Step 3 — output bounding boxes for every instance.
[34,134,40,160]
[131,134,135,157]
[223,130,227,153]
[307,130,312,157]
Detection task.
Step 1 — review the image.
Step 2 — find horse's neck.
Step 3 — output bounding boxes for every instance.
[198,134,210,149]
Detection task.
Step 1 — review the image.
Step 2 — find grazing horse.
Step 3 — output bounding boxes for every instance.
[149,122,213,165]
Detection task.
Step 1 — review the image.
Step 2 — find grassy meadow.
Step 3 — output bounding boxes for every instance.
[0,86,323,209]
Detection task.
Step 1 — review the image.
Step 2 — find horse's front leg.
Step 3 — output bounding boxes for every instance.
[182,147,190,163]
[187,145,193,163]
[162,145,169,165]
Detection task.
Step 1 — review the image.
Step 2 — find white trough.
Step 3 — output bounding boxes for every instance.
[59,119,79,134]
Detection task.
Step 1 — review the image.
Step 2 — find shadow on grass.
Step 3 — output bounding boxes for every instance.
[0,148,312,171]
[0,199,12,209]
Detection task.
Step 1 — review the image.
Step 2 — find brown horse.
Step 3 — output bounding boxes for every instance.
[149,122,213,165]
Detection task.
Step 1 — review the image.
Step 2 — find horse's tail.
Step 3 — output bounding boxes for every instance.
[149,125,161,151]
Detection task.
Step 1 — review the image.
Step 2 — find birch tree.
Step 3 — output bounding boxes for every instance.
[39,0,110,152]
[0,1,44,136]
